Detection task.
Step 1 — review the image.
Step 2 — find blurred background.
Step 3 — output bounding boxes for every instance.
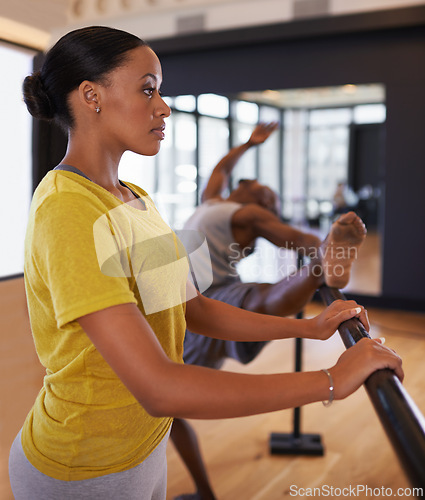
[2,0,425,305]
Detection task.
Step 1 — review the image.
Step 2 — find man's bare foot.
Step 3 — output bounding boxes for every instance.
[320,211,367,288]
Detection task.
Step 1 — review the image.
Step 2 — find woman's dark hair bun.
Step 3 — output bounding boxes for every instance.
[22,71,55,121]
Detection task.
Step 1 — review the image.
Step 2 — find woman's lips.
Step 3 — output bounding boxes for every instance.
[151,124,165,140]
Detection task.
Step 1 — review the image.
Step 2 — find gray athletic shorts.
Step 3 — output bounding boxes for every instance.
[183,281,268,369]
[9,428,170,500]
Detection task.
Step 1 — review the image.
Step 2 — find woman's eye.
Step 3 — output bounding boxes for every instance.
[143,87,164,99]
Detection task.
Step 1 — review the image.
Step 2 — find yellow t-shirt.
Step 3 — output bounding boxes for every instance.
[22,170,188,481]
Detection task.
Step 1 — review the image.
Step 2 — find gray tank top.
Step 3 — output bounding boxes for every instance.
[183,200,245,286]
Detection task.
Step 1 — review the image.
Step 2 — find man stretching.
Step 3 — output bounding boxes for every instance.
[171,122,366,500]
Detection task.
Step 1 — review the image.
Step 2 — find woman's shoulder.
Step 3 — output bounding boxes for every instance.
[121,180,149,199]
[33,170,119,214]
[34,170,93,203]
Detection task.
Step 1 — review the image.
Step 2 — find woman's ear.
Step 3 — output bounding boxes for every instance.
[79,81,101,113]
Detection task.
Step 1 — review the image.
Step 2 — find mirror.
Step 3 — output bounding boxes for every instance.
[232,84,385,297]
[119,83,385,297]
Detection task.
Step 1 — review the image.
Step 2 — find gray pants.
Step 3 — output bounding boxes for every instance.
[9,428,169,500]
[183,281,268,369]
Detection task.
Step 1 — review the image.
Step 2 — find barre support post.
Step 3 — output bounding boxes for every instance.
[269,253,324,456]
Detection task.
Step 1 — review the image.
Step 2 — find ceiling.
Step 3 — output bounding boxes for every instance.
[1,0,69,32]
[2,0,425,51]
[238,83,386,109]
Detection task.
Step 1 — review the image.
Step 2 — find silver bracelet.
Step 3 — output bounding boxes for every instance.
[321,368,334,407]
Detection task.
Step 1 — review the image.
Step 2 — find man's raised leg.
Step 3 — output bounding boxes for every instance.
[320,211,366,289]
[241,212,366,316]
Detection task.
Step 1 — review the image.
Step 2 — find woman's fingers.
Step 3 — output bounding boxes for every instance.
[329,301,370,332]
[332,337,404,399]
[357,306,370,331]
[372,337,404,381]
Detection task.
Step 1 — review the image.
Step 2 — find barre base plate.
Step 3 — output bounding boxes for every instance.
[269,432,324,456]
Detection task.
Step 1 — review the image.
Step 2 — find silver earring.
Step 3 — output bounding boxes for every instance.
[95,106,101,113]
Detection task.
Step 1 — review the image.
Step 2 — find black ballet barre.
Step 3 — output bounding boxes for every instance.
[319,285,425,492]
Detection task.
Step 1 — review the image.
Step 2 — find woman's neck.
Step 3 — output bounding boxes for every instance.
[62,134,123,190]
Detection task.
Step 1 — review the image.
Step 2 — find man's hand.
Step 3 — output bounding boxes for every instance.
[248,122,279,146]
[201,121,279,201]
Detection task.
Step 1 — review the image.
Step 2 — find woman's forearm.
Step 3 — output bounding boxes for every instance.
[78,303,329,419]
[185,293,310,341]
[146,361,329,419]
[185,293,368,343]
[147,336,403,420]
[78,303,401,421]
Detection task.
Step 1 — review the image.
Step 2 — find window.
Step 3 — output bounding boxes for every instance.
[119,152,157,194]
[231,100,260,184]
[198,116,229,199]
[233,100,259,124]
[174,95,196,112]
[282,109,309,222]
[353,104,386,124]
[119,86,385,291]
[153,112,198,229]
[0,42,37,278]
[307,126,350,202]
[258,106,281,194]
[198,94,229,118]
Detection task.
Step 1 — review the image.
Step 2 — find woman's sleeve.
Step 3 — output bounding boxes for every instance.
[31,192,137,328]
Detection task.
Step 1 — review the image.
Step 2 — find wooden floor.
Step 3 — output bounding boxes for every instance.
[1,280,425,500]
[166,303,425,500]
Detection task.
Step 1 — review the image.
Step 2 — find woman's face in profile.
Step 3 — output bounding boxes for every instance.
[98,45,171,157]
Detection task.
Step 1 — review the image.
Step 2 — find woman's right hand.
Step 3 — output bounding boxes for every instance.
[329,338,404,400]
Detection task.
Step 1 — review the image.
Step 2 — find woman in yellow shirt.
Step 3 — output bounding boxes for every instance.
[9,26,402,500]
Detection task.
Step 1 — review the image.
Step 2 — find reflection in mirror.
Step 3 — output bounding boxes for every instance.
[119,84,385,297]
[236,84,385,296]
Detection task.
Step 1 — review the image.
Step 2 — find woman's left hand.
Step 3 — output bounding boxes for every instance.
[306,300,369,341]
